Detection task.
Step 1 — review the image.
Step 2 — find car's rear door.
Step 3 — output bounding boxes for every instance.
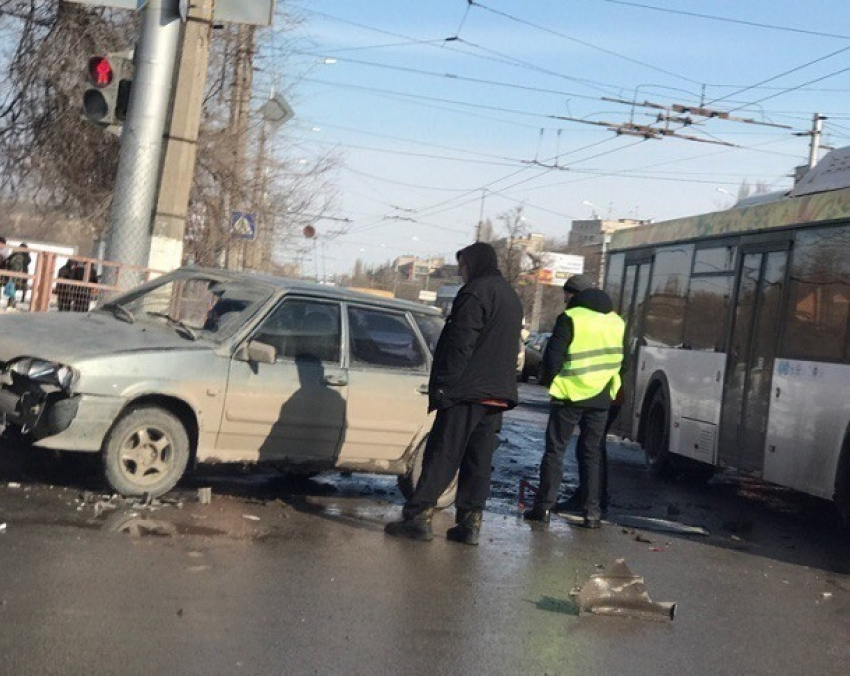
[217,297,348,465]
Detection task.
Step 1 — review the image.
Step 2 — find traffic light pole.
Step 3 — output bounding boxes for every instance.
[105,0,181,285]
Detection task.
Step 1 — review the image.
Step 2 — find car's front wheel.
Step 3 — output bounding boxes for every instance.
[102,406,190,497]
[397,436,458,510]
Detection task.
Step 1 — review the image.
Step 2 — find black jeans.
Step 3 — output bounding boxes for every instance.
[535,403,609,520]
[405,402,501,518]
[574,404,620,509]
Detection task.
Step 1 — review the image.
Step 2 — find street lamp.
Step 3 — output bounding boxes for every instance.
[581,200,603,219]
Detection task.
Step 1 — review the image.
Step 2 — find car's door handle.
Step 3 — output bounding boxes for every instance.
[417,384,429,395]
[323,375,348,387]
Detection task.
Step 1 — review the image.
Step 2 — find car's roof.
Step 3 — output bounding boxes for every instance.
[184,267,442,316]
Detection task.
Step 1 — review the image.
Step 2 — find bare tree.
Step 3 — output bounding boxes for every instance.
[0,2,341,270]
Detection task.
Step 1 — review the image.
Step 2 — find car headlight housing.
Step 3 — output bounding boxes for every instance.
[8,358,79,390]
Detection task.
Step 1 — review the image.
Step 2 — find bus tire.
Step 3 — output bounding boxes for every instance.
[835,454,850,532]
[644,389,672,476]
[397,436,457,510]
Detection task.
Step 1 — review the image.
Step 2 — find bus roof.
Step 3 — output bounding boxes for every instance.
[610,145,850,251]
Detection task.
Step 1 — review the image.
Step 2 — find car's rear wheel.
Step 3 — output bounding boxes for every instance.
[102,406,190,497]
[397,436,458,510]
[644,390,672,476]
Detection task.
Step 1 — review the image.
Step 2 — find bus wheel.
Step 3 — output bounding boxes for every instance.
[835,465,850,532]
[644,390,672,476]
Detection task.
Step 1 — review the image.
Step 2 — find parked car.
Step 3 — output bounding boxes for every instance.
[0,268,456,504]
[519,332,551,382]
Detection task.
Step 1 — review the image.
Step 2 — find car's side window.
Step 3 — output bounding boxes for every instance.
[253,298,341,364]
[348,306,425,370]
[413,313,444,355]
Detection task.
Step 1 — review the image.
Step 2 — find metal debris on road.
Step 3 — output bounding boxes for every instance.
[615,515,709,536]
[571,558,676,621]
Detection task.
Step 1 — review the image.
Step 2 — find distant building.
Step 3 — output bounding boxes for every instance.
[568,218,649,247]
[393,255,445,281]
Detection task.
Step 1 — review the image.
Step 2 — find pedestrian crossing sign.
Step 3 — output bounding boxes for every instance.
[230,212,256,240]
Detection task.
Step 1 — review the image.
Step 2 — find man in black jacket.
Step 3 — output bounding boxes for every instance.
[385,242,523,545]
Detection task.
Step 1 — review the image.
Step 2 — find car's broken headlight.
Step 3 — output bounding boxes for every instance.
[8,358,79,390]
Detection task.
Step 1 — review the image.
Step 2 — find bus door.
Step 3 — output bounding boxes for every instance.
[617,256,652,438]
[719,243,789,474]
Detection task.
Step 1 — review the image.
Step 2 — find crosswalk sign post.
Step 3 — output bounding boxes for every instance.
[230,212,256,240]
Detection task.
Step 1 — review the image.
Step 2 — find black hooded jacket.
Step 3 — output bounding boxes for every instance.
[540,288,625,409]
[429,242,523,411]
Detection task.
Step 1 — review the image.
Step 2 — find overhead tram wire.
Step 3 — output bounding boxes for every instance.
[299,7,627,97]
[300,122,529,165]
[706,44,850,109]
[595,0,850,41]
[292,51,606,104]
[468,0,703,85]
[302,77,555,131]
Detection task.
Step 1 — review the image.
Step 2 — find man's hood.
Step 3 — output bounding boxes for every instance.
[456,242,500,281]
[0,312,209,365]
[567,288,614,314]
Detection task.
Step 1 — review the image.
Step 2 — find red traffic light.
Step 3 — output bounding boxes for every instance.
[88,56,114,87]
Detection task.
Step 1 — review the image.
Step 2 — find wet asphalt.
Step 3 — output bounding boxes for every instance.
[0,383,849,675]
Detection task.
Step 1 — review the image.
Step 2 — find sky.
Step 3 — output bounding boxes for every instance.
[259,1,850,277]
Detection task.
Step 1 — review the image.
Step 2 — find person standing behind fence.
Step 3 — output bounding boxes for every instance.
[4,243,31,307]
[384,242,523,545]
[71,262,99,312]
[524,273,625,529]
[56,260,76,312]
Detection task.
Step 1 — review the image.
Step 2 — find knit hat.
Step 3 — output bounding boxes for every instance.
[563,273,596,293]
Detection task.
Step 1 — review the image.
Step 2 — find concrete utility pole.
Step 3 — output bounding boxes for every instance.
[148,0,216,272]
[245,92,272,272]
[225,24,256,270]
[105,0,181,285]
[808,113,826,169]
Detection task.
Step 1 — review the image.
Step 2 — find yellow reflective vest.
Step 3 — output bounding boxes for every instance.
[549,306,626,402]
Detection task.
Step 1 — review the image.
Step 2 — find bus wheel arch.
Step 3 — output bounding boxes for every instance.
[639,373,673,476]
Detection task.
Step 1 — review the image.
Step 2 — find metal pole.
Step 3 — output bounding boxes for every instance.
[808,113,824,169]
[105,0,181,287]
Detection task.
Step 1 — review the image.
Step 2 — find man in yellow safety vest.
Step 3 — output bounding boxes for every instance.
[524,273,625,529]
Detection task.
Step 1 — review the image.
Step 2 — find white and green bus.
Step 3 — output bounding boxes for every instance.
[605,145,850,523]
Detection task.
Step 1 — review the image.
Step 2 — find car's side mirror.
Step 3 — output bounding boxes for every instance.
[245,340,276,365]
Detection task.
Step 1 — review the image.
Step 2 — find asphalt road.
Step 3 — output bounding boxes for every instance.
[0,383,848,675]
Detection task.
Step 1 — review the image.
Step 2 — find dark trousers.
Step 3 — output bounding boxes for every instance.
[405,402,501,517]
[535,403,609,519]
[574,404,620,509]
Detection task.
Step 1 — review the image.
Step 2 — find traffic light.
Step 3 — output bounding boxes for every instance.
[82,51,133,128]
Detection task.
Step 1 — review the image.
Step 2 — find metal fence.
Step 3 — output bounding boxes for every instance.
[1,246,163,314]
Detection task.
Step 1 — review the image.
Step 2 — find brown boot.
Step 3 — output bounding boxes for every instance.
[384,508,434,541]
[446,509,482,546]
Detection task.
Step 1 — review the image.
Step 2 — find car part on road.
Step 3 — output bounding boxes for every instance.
[571,558,676,621]
[102,406,190,497]
[397,435,458,510]
[615,514,710,536]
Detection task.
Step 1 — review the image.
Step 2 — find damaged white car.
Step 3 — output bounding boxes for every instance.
[0,268,453,503]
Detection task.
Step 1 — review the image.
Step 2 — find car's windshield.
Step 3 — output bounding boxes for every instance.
[98,272,275,342]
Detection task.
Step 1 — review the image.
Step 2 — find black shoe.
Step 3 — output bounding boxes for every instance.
[583,516,602,529]
[446,510,482,546]
[553,493,583,514]
[384,509,434,541]
[523,506,551,524]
